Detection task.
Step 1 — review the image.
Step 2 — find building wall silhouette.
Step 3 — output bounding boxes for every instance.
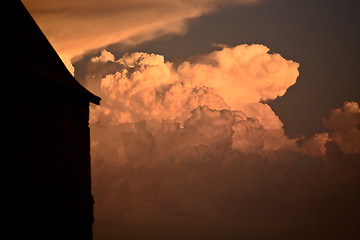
[2,1,100,239]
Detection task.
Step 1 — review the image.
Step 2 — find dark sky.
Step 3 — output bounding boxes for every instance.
[99,0,360,137]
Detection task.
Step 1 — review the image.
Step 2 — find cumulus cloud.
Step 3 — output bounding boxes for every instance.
[298,102,360,156]
[178,45,299,106]
[323,101,360,154]
[88,45,298,125]
[83,44,360,239]
[22,0,259,72]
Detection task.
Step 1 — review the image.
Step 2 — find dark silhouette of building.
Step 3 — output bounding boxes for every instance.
[2,1,100,239]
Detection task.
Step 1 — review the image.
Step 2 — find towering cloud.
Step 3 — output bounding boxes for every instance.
[22,0,259,73]
[83,45,360,239]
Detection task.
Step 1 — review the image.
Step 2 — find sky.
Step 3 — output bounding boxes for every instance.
[22,0,360,239]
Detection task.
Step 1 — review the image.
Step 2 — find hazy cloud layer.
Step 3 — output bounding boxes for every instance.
[22,0,259,73]
[83,45,360,239]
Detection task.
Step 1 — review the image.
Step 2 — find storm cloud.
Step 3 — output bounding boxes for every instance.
[83,45,360,239]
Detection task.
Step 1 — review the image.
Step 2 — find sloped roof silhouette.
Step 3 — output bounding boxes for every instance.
[1,0,100,104]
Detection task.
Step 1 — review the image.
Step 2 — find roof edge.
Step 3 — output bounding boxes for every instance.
[4,1,101,105]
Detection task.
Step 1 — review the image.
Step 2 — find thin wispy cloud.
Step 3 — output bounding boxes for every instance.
[23,0,259,73]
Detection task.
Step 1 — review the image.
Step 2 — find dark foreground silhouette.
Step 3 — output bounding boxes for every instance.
[2,1,100,239]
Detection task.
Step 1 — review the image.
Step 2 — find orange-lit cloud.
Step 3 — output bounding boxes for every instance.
[300,102,360,156]
[22,0,259,73]
[84,45,360,239]
[87,45,299,151]
[178,44,299,106]
[323,101,360,154]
